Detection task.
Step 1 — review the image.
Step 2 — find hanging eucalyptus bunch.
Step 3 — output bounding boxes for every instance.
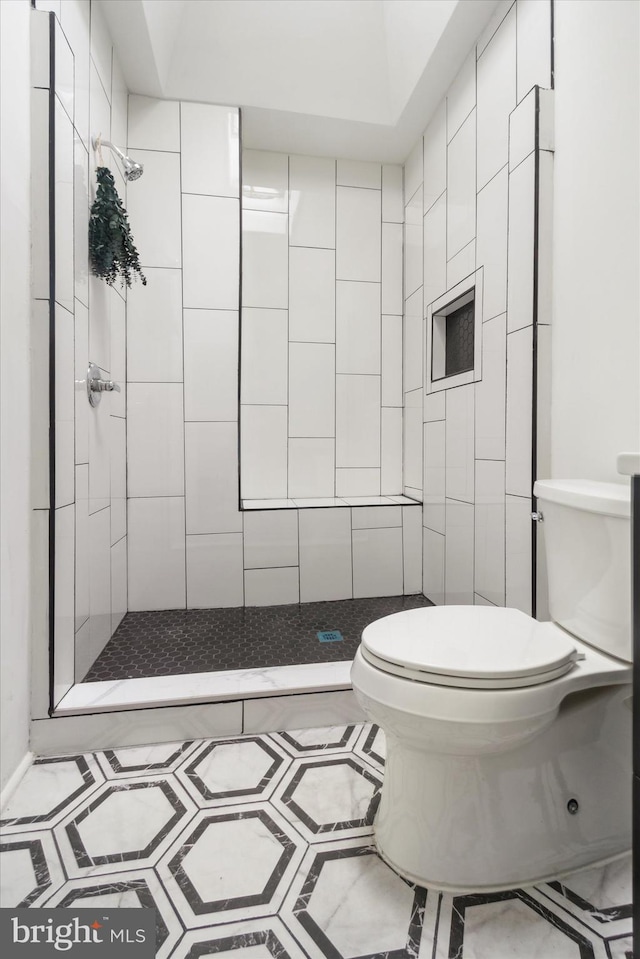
[88,166,147,288]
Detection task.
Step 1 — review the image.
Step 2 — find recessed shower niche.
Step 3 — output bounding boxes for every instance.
[426,268,484,394]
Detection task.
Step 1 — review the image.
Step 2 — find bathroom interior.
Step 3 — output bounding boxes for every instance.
[1,0,638,956]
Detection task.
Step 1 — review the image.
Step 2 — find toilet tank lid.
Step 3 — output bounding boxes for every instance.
[533,479,630,518]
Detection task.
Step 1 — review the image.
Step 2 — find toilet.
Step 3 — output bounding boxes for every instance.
[351,479,632,892]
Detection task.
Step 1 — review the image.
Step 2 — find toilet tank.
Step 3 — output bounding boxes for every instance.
[533,479,632,661]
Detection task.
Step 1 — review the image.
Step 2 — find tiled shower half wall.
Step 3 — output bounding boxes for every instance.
[33,0,553,706]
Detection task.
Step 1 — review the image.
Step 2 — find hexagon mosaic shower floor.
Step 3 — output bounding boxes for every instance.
[0,723,632,959]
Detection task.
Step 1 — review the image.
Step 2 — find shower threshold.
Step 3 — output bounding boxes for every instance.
[55,594,431,716]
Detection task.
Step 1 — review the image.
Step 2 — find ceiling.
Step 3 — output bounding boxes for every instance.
[100,0,501,163]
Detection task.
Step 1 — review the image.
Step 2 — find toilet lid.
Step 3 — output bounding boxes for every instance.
[361,606,580,689]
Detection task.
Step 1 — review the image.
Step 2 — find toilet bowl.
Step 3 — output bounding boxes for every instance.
[351,478,632,892]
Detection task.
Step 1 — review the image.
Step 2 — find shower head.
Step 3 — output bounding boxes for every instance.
[92,137,144,181]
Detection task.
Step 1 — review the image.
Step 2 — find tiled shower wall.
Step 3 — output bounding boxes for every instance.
[405,0,553,612]
[125,98,422,614]
[240,153,404,500]
[31,0,129,707]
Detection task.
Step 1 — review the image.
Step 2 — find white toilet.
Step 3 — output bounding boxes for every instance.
[351,478,632,892]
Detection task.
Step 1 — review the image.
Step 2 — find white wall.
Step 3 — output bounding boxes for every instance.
[0,0,32,790]
[551,0,640,482]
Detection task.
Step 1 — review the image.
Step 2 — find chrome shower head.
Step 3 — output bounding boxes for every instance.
[92,137,144,181]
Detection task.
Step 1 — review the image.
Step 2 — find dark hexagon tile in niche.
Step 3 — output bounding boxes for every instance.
[177,737,291,807]
[282,839,427,959]
[53,778,197,876]
[158,806,305,927]
[83,594,432,682]
[274,757,381,840]
[0,755,104,831]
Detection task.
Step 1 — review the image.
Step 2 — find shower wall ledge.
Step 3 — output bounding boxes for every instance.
[242,495,420,509]
[54,661,353,715]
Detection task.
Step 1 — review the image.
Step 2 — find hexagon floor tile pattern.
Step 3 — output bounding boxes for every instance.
[0,722,632,958]
[82,594,432,682]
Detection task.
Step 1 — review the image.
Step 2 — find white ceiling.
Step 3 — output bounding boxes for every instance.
[100,0,501,163]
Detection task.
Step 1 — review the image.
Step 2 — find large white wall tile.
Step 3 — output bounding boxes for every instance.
[242,150,288,213]
[445,499,474,604]
[516,0,552,102]
[110,536,127,635]
[110,415,126,546]
[88,276,111,376]
[509,87,536,171]
[475,313,507,460]
[31,89,50,301]
[89,0,112,100]
[506,326,533,496]
[128,497,186,610]
[126,150,182,268]
[402,505,422,593]
[423,527,445,604]
[289,342,335,437]
[382,223,403,315]
[424,391,446,423]
[288,438,334,498]
[127,383,184,497]
[181,102,239,197]
[352,506,401,529]
[336,187,381,282]
[241,406,288,499]
[244,567,299,607]
[55,304,75,508]
[336,375,380,467]
[337,159,381,189]
[110,52,128,155]
[424,420,445,533]
[185,422,242,533]
[423,100,446,213]
[381,407,402,495]
[336,282,381,374]
[404,185,423,298]
[127,95,180,151]
[404,138,423,205]
[75,464,89,632]
[73,135,89,307]
[88,390,110,514]
[447,240,475,290]
[289,247,335,343]
[183,194,239,309]
[447,111,476,258]
[476,166,508,321]
[445,384,475,503]
[474,459,506,606]
[127,268,183,382]
[423,191,447,308]
[244,691,364,734]
[506,153,535,332]
[335,469,380,498]
[299,508,352,602]
[242,210,288,309]
[403,389,423,493]
[382,164,404,223]
[447,49,476,141]
[243,510,298,569]
[185,309,239,420]
[353,527,403,598]
[403,287,424,394]
[186,533,243,608]
[61,0,90,148]
[240,308,287,406]
[381,315,403,407]
[109,292,126,418]
[88,505,111,671]
[55,100,74,315]
[476,5,516,190]
[289,155,335,248]
[505,494,532,614]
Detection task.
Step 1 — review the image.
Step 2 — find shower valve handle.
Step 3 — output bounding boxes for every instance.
[87,362,121,407]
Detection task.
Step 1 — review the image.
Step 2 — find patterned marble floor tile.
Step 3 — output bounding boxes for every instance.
[352,723,386,773]
[41,868,182,959]
[433,888,608,959]
[0,830,66,907]
[0,754,105,833]
[270,756,381,843]
[94,740,202,780]
[175,736,293,809]
[605,936,634,958]
[157,804,306,928]
[269,724,360,758]
[170,917,311,958]
[52,775,198,878]
[281,836,427,959]
[534,856,632,936]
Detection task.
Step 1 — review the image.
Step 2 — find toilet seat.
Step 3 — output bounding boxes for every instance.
[361,606,581,690]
